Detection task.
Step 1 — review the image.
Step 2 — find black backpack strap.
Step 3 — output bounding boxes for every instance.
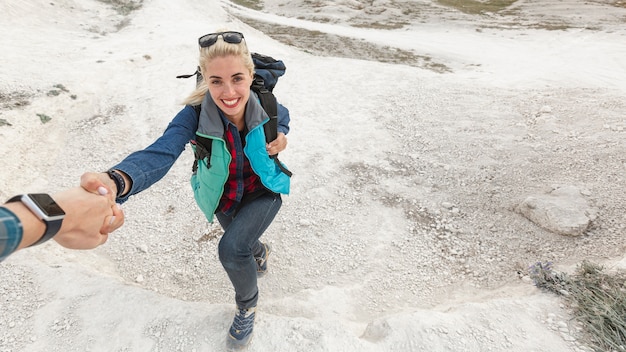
[251,76,292,177]
[175,69,198,79]
[190,105,210,173]
[273,156,293,177]
[176,66,203,86]
[251,76,278,142]
[191,134,212,172]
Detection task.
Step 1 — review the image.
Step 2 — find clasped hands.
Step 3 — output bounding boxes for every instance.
[51,173,125,250]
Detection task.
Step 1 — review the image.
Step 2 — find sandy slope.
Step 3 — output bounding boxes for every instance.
[0,0,625,351]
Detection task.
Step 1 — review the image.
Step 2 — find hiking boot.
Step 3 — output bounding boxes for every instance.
[255,243,271,278]
[227,306,256,348]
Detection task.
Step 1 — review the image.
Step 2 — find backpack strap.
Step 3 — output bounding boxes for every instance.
[251,76,277,143]
[251,76,293,178]
[191,134,212,172]
[176,67,203,86]
[190,104,203,173]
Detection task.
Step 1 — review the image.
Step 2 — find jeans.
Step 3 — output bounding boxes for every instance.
[216,192,282,309]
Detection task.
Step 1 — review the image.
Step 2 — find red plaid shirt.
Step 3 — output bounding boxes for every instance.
[218,123,265,216]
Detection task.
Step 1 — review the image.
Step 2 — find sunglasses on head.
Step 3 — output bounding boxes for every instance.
[198,31,245,48]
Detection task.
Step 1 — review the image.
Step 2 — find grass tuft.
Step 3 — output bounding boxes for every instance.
[96,0,143,15]
[37,113,52,124]
[529,260,626,352]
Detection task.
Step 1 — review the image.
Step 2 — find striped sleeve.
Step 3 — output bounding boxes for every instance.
[0,207,23,262]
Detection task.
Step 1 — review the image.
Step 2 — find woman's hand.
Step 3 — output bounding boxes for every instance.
[266,132,288,156]
[52,186,122,249]
[79,172,126,235]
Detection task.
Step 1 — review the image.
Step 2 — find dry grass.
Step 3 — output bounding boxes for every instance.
[0,91,32,110]
[529,261,626,352]
[232,0,263,11]
[96,0,143,15]
[435,0,518,14]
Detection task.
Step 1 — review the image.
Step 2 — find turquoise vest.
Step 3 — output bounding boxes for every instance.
[190,91,290,222]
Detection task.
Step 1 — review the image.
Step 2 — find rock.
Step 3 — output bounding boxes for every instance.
[441,202,455,209]
[361,319,391,342]
[516,185,596,236]
[299,219,313,227]
[540,105,552,114]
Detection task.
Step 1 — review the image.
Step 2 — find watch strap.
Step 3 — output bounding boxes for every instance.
[7,195,22,203]
[6,195,63,247]
[29,216,63,247]
[106,169,126,199]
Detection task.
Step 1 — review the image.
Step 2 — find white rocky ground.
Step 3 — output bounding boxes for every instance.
[0,0,625,351]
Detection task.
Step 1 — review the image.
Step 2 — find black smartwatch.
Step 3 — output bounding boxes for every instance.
[7,193,66,247]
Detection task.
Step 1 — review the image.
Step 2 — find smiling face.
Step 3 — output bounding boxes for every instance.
[204,55,254,124]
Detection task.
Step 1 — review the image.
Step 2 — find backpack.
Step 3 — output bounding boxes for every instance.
[177,52,292,177]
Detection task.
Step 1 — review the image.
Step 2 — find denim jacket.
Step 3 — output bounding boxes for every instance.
[111,94,291,205]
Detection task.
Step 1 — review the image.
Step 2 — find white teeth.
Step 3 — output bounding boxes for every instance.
[223,98,238,106]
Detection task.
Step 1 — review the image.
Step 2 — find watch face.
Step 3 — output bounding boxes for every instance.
[27,194,66,218]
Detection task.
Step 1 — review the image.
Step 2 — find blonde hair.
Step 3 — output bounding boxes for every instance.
[182,34,255,106]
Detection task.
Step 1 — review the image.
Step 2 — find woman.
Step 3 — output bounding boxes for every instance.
[81,31,291,348]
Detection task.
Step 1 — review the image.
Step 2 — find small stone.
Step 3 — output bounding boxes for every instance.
[442,202,454,209]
